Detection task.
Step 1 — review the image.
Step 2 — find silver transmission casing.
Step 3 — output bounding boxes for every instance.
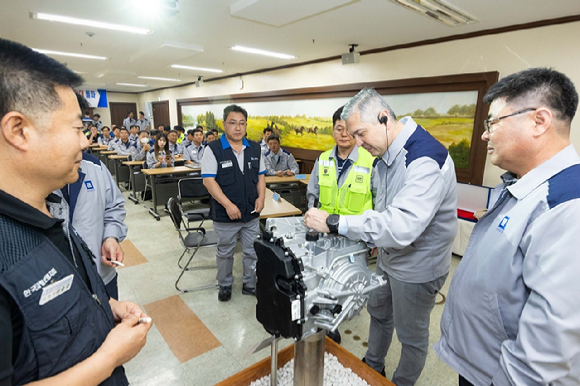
[264,217,386,340]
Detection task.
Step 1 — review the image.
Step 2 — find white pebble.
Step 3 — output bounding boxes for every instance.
[249,353,370,386]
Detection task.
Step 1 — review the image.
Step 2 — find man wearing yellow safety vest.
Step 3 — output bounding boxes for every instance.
[307,106,377,214]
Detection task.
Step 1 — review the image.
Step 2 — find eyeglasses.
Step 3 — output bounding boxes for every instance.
[484,108,536,133]
[226,120,247,127]
[333,126,352,136]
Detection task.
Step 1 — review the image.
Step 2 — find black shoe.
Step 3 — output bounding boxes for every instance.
[326,329,342,344]
[218,286,232,301]
[362,357,386,377]
[242,284,256,297]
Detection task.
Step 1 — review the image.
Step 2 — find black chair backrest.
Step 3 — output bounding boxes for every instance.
[178,178,209,200]
[167,197,182,230]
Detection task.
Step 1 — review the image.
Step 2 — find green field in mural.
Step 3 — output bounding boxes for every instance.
[182,100,476,168]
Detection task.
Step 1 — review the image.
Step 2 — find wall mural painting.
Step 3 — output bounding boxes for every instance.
[177,72,498,184]
[180,90,477,169]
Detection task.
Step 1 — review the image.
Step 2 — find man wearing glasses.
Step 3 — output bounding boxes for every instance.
[305,90,457,386]
[306,106,377,214]
[435,68,580,386]
[201,105,266,302]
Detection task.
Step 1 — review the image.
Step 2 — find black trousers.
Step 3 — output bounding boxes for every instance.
[459,375,474,386]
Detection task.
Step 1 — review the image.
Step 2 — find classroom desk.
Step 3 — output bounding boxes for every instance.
[99,150,117,173]
[108,155,129,190]
[265,174,310,212]
[260,188,302,218]
[88,144,108,155]
[122,160,145,204]
[141,166,201,220]
[264,174,310,184]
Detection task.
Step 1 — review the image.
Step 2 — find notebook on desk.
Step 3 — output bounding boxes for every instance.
[185,163,201,169]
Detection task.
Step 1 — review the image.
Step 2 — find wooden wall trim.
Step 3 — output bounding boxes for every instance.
[140,15,579,94]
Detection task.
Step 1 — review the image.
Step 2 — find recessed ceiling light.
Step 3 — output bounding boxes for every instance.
[31,12,152,35]
[116,83,149,87]
[389,0,475,27]
[138,76,181,82]
[73,70,88,74]
[170,64,223,73]
[231,45,295,59]
[33,48,108,60]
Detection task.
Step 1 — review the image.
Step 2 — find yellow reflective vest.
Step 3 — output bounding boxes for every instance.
[318,147,374,215]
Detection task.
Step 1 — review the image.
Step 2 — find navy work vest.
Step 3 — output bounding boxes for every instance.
[0,214,128,385]
[208,137,261,223]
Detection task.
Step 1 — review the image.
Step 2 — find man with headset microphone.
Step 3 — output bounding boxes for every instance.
[305,88,457,386]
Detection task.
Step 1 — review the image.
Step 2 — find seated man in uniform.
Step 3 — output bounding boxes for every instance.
[98,126,113,146]
[259,127,273,156]
[184,128,205,165]
[182,129,194,148]
[175,126,185,144]
[264,134,299,176]
[93,113,103,130]
[113,126,133,156]
[86,124,101,144]
[128,124,139,142]
[130,130,151,161]
[205,130,216,143]
[108,126,121,150]
[0,37,151,386]
[167,129,183,155]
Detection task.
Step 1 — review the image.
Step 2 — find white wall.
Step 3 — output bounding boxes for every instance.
[125,21,580,187]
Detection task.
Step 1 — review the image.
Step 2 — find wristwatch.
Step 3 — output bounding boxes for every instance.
[326,214,340,234]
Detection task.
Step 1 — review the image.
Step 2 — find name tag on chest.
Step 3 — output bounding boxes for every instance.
[39,274,74,305]
[220,160,233,168]
[320,160,333,167]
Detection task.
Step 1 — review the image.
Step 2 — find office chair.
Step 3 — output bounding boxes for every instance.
[168,197,219,293]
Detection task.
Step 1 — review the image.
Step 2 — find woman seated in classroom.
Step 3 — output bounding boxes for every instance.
[147,133,174,169]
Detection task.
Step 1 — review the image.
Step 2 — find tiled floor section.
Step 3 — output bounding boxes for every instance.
[119,192,459,385]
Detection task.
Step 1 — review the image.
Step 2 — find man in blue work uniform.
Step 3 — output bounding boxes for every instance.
[184,128,205,164]
[99,126,113,146]
[93,113,103,130]
[264,134,299,176]
[259,127,273,156]
[113,126,133,156]
[435,68,580,386]
[136,111,149,132]
[130,130,152,161]
[305,88,457,386]
[167,129,183,155]
[201,104,266,302]
[55,151,127,299]
[56,93,128,300]
[0,38,150,386]
[108,126,121,150]
[123,111,136,130]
